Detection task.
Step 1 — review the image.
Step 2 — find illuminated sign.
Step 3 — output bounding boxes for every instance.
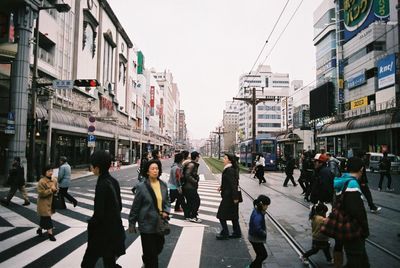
[343,0,390,42]
[350,96,368,109]
[377,54,396,89]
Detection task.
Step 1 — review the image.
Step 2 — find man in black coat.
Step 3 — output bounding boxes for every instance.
[310,153,334,204]
[283,155,297,187]
[81,151,125,268]
[1,157,30,206]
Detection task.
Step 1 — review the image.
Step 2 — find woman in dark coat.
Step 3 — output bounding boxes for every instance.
[216,153,242,240]
[81,151,125,268]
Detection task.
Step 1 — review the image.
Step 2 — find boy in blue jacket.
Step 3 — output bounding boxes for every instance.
[247,195,271,268]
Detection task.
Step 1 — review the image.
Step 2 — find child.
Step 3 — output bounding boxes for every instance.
[247,195,271,268]
[300,202,332,265]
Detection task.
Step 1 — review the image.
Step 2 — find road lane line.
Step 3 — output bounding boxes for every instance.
[0,228,36,251]
[167,226,204,268]
[0,227,85,268]
[0,206,36,227]
[117,236,143,267]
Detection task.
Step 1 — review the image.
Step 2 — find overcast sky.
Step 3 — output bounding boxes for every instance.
[110,0,322,139]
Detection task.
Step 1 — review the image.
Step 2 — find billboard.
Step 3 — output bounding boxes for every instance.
[346,70,366,90]
[343,0,390,42]
[310,82,335,120]
[377,53,396,89]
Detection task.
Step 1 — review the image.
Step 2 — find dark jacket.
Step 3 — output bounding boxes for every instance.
[285,157,295,175]
[310,164,334,204]
[8,165,25,187]
[87,172,125,257]
[129,178,170,234]
[182,161,200,190]
[379,156,391,172]
[334,174,369,238]
[217,166,240,220]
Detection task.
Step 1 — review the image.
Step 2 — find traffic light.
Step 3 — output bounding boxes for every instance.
[74,79,100,87]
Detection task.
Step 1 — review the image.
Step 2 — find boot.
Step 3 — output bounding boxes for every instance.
[334,251,343,268]
[48,233,56,241]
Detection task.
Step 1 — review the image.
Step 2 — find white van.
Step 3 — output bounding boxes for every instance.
[366,152,400,173]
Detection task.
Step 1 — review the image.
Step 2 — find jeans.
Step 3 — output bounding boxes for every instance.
[303,240,331,261]
[141,233,165,268]
[169,189,185,210]
[379,172,392,189]
[343,239,370,268]
[219,219,241,236]
[59,187,77,208]
[183,188,200,218]
[250,242,268,268]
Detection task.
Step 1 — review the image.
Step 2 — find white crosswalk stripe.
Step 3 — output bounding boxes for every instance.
[0,174,225,267]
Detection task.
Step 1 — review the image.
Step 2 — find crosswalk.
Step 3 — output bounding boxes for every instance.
[0,175,225,268]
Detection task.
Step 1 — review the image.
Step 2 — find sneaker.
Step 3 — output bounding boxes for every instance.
[387,187,395,192]
[378,188,382,191]
[370,206,382,213]
[300,256,309,265]
[189,217,202,223]
[327,259,334,265]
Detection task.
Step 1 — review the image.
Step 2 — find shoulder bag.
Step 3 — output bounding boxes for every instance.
[51,193,64,211]
[320,179,363,241]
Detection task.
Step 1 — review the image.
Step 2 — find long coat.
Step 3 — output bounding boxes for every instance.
[217,166,240,220]
[37,176,58,217]
[86,172,125,257]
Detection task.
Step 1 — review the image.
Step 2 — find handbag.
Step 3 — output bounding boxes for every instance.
[236,188,243,203]
[320,179,363,241]
[51,193,64,210]
[144,181,170,236]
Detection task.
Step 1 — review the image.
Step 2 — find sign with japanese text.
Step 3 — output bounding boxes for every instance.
[351,96,368,109]
[346,70,366,90]
[150,86,155,116]
[343,0,390,43]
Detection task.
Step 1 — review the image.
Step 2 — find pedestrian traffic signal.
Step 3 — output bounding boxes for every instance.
[74,79,99,87]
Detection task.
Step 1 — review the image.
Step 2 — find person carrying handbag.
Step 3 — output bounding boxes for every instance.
[36,165,58,241]
[216,153,242,240]
[129,159,170,268]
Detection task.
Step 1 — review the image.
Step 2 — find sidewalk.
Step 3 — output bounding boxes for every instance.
[0,163,138,192]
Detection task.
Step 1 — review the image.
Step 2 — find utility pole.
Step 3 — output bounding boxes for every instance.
[207,138,213,157]
[233,87,270,165]
[212,127,227,160]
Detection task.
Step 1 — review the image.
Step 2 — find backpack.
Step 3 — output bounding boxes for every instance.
[310,167,334,203]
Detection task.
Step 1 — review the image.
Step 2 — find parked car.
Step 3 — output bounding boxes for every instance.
[366,152,400,173]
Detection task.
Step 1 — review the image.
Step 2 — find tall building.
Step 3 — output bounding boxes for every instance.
[312,0,399,156]
[237,65,289,140]
[222,101,238,153]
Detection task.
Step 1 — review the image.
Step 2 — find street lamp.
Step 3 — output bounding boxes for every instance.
[28,2,71,181]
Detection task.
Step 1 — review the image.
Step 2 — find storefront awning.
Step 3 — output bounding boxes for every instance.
[318,112,400,138]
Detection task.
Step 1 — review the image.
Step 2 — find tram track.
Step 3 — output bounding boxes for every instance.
[260,173,400,263]
[240,186,320,268]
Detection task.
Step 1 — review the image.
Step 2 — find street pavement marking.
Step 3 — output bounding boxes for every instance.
[69,190,133,206]
[71,195,131,215]
[199,206,218,213]
[0,206,36,227]
[0,227,85,268]
[0,228,36,251]
[167,226,204,268]
[200,200,221,207]
[52,243,87,267]
[86,189,134,200]
[199,174,205,181]
[198,185,219,190]
[0,227,14,234]
[120,188,134,195]
[197,190,220,197]
[197,188,220,194]
[117,235,143,267]
[200,195,221,202]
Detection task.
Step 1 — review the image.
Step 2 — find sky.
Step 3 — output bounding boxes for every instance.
[110,0,323,140]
